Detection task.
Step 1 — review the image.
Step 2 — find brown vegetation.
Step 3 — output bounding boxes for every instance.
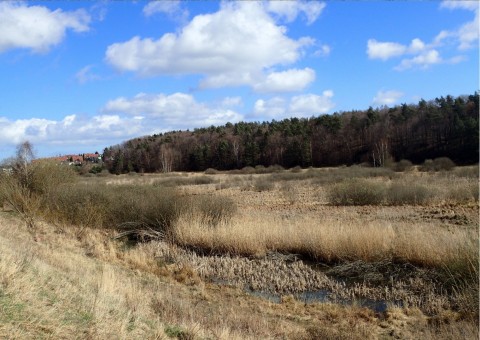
[0,163,478,338]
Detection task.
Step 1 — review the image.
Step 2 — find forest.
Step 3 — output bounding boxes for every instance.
[103,93,479,174]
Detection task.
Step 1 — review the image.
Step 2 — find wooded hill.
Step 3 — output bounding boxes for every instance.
[103,93,479,173]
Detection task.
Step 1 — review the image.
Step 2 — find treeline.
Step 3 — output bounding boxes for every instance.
[103,93,479,173]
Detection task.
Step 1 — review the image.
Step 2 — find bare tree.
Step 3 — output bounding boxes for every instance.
[159,144,179,173]
[14,141,35,185]
[372,139,391,167]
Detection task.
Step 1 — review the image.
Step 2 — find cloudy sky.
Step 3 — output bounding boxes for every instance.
[0,0,478,159]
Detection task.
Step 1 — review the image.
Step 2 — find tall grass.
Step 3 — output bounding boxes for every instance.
[173,211,479,273]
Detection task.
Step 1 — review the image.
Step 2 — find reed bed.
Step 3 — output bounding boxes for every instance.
[173,212,478,272]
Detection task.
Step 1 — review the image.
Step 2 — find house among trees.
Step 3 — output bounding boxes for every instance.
[47,152,102,166]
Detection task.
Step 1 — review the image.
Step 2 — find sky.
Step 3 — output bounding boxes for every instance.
[0,0,478,160]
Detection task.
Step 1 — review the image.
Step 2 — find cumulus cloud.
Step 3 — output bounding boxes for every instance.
[102,92,244,128]
[105,2,315,92]
[372,90,404,106]
[266,0,326,25]
[367,40,407,60]
[0,113,143,152]
[0,2,90,53]
[252,68,315,93]
[367,38,428,61]
[253,97,287,118]
[368,2,477,70]
[252,91,335,120]
[394,50,442,71]
[438,1,479,50]
[289,91,335,116]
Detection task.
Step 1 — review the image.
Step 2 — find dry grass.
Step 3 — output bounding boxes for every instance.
[0,165,478,339]
[173,211,478,272]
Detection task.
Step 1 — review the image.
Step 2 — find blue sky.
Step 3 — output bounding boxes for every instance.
[0,0,478,159]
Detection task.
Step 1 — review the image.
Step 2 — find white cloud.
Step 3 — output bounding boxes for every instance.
[220,96,242,108]
[457,13,479,50]
[438,1,479,50]
[105,2,314,92]
[75,65,100,84]
[252,68,315,93]
[0,2,90,53]
[368,1,478,70]
[143,1,188,22]
[266,0,326,25]
[440,1,478,11]
[252,91,335,120]
[367,39,407,60]
[289,91,335,116]
[367,38,428,61]
[0,113,142,152]
[102,92,244,128]
[395,50,442,71]
[253,97,287,118]
[313,44,331,57]
[372,90,404,106]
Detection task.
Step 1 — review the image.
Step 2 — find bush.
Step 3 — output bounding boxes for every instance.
[253,177,275,191]
[268,164,285,172]
[327,179,386,206]
[240,166,255,174]
[386,183,432,205]
[420,158,456,172]
[45,184,187,233]
[327,179,385,205]
[29,160,77,196]
[434,157,456,171]
[153,176,215,187]
[280,182,297,205]
[420,159,435,172]
[89,165,103,174]
[254,165,268,174]
[290,165,302,173]
[394,159,413,172]
[204,168,218,175]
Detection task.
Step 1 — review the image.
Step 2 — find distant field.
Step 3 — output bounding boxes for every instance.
[0,164,478,339]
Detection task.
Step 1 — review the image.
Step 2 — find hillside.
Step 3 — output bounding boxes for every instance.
[102,93,479,174]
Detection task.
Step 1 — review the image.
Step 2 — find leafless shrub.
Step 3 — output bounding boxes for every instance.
[0,174,41,230]
[253,177,275,192]
[327,179,386,206]
[153,176,215,187]
[420,159,435,172]
[239,166,255,174]
[386,183,433,205]
[254,165,267,174]
[394,159,413,172]
[290,165,302,173]
[281,182,297,205]
[434,157,456,171]
[0,157,76,231]
[204,168,218,175]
